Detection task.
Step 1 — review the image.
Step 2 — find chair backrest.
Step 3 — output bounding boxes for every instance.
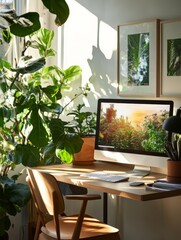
[27,168,65,216]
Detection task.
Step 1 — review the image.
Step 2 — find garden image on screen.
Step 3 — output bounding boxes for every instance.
[97,100,172,156]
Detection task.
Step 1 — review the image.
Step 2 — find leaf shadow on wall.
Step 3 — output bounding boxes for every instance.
[87,43,117,99]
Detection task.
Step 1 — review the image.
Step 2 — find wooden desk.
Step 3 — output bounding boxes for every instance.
[34,161,181,223]
[34,161,181,201]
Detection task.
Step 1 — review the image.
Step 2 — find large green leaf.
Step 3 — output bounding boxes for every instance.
[49,118,66,143]
[0,107,14,127]
[55,135,83,163]
[41,0,69,26]
[0,199,17,216]
[14,144,40,166]
[68,134,83,153]
[5,183,30,207]
[2,29,12,43]
[41,86,62,102]
[0,58,11,69]
[43,142,60,165]
[29,108,49,148]
[64,65,82,81]
[0,215,10,236]
[10,12,41,37]
[37,28,56,57]
[40,102,63,114]
[0,9,17,28]
[55,146,74,164]
[11,57,46,75]
[0,176,14,185]
[37,28,54,49]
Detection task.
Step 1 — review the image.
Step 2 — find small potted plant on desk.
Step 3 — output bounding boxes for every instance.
[163,107,181,183]
[67,104,97,165]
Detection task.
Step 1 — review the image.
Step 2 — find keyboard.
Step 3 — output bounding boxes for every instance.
[81,171,129,183]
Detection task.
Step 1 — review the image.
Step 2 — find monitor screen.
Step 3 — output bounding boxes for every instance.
[94,98,174,169]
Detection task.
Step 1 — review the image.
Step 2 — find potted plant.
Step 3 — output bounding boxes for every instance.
[163,107,181,182]
[67,103,97,165]
[0,0,90,238]
[165,135,181,182]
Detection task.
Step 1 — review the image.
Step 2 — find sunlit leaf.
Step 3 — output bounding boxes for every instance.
[55,146,73,164]
[64,65,82,81]
[2,29,12,43]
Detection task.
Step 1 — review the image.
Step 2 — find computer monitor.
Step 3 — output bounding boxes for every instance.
[94,98,174,170]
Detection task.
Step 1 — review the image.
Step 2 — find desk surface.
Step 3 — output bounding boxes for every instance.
[34,161,181,201]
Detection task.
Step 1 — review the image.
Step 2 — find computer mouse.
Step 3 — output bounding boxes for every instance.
[129,181,145,186]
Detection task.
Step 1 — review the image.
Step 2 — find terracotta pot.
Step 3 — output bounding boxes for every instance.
[73,137,95,165]
[167,159,181,183]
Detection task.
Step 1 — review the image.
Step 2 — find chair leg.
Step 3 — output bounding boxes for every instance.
[34,215,42,240]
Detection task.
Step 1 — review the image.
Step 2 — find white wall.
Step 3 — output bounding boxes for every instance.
[58,1,181,240]
[59,0,181,112]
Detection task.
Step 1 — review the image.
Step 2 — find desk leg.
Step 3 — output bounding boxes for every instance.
[103,192,108,223]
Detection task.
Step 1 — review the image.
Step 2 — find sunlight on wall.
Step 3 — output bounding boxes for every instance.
[99,20,117,60]
[57,0,117,104]
[58,0,98,82]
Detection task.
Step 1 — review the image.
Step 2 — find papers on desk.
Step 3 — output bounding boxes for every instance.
[146,179,181,192]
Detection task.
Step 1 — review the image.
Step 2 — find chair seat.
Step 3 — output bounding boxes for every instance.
[40,215,120,240]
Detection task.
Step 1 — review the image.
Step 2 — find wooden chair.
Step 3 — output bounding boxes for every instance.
[26,168,121,240]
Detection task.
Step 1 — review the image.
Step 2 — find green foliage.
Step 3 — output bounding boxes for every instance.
[0,1,73,238]
[0,10,41,38]
[0,27,87,168]
[128,33,149,86]
[99,104,169,154]
[41,0,69,26]
[0,0,69,39]
[165,134,181,161]
[141,112,168,152]
[67,104,96,137]
[0,176,31,237]
[10,12,41,37]
[167,39,181,76]
[30,28,56,57]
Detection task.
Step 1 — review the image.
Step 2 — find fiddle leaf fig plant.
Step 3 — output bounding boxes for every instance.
[0,27,87,167]
[0,1,89,238]
[0,0,69,38]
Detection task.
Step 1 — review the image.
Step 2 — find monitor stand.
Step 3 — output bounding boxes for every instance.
[126,165,150,177]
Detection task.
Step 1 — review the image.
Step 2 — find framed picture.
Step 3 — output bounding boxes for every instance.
[117,19,160,97]
[160,18,181,97]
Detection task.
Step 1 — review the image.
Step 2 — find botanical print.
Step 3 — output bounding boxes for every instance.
[127,32,150,86]
[167,38,181,76]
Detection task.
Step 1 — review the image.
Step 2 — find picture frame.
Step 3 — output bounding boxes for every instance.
[160,18,181,97]
[117,19,160,97]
